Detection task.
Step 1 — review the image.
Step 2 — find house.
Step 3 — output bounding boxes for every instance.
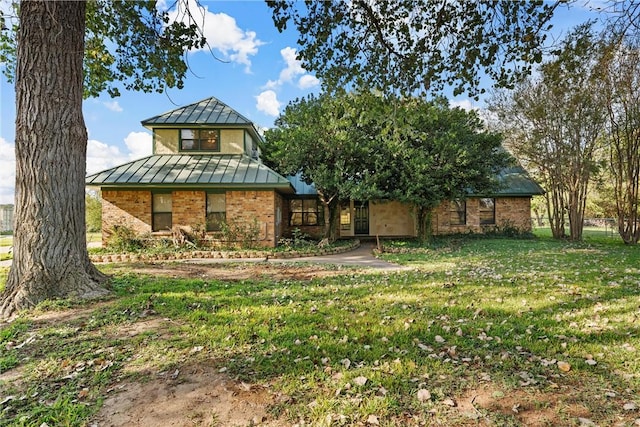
[0,204,13,232]
[86,97,543,247]
[287,167,544,239]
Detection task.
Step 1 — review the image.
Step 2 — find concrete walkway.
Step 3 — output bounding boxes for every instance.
[0,243,411,272]
[269,243,410,271]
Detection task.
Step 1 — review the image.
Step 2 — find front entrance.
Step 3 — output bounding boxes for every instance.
[354,201,369,235]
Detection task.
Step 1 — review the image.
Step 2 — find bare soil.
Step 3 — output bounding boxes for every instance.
[89,263,352,426]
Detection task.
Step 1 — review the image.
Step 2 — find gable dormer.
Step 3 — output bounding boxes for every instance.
[141,97,261,158]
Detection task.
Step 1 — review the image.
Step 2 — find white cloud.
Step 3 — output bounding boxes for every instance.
[298,74,320,89]
[168,0,264,72]
[264,47,315,89]
[255,90,281,117]
[86,139,128,175]
[0,138,16,205]
[103,100,123,112]
[87,131,152,174]
[278,47,305,84]
[0,132,151,205]
[124,131,153,160]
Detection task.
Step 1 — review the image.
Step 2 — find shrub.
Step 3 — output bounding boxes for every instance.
[218,219,262,249]
[105,224,146,252]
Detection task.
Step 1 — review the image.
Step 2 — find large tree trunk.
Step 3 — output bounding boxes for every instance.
[416,206,433,243]
[316,190,340,243]
[0,1,108,318]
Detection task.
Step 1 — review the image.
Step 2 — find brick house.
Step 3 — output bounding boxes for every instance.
[86,97,543,247]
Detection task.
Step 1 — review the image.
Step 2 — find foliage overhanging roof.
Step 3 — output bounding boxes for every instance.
[286,166,544,197]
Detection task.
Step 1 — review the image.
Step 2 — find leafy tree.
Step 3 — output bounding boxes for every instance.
[85,191,102,233]
[371,98,510,241]
[266,0,560,97]
[264,92,510,242]
[600,35,640,244]
[0,0,206,318]
[262,92,380,242]
[489,25,606,241]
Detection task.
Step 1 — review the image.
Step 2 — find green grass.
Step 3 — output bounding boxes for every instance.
[1,234,639,426]
[0,236,12,247]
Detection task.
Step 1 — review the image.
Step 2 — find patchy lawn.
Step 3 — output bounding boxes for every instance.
[0,235,639,426]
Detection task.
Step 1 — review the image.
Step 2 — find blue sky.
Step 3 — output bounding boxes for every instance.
[0,0,602,204]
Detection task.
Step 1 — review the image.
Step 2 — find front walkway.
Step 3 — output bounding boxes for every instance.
[268,243,410,271]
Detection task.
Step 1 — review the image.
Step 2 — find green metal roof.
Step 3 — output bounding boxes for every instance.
[287,173,318,196]
[141,97,253,127]
[489,165,545,196]
[86,155,293,190]
[285,166,544,198]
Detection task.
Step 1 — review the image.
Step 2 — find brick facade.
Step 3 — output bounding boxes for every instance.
[173,191,206,227]
[226,190,279,247]
[102,190,152,244]
[101,189,283,247]
[432,197,532,235]
[101,191,532,246]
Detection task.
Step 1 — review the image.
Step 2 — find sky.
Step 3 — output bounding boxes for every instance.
[0,0,604,205]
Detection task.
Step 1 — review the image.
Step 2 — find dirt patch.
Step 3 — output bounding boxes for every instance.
[107,262,358,282]
[90,361,288,427]
[455,383,596,426]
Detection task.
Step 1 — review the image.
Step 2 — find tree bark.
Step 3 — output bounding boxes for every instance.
[416,206,433,243]
[0,1,108,318]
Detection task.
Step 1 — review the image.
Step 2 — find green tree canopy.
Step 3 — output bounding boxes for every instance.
[266,0,560,97]
[489,24,607,241]
[263,92,511,242]
[262,91,380,241]
[0,0,207,98]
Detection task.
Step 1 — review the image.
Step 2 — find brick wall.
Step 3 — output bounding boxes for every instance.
[226,190,278,247]
[495,197,533,231]
[101,190,152,244]
[432,197,532,235]
[101,189,281,247]
[173,191,206,227]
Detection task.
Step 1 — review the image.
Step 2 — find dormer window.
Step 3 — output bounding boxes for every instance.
[180,129,220,151]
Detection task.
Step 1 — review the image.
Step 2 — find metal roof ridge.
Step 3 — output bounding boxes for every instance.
[140,96,254,125]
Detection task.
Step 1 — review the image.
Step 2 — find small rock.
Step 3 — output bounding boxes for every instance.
[417,389,431,403]
[624,402,637,411]
[442,397,457,407]
[353,376,368,386]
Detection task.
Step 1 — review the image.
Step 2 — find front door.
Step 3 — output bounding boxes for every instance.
[354,202,369,235]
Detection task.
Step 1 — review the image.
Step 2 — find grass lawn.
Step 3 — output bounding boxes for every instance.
[1,233,639,426]
[0,236,12,247]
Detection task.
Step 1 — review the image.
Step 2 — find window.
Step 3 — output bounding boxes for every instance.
[340,204,351,231]
[480,198,496,225]
[180,129,220,151]
[152,193,172,231]
[289,198,324,226]
[450,199,466,225]
[206,192,226,231]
